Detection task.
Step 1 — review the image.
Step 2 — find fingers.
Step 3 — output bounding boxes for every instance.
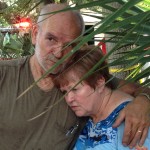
[128,120,150,148]
[119,98,150,148]
[113,97,150,149]
[135,145,148,150]
[113,109,125,128]
[128,127,143,149]
[139,127,149,146]
[121,115,144,148]
[124,123,149,149]
[122,118,133,147]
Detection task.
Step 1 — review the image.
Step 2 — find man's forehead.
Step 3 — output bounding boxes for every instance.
[46,12,81,32]
[45,28,79,43]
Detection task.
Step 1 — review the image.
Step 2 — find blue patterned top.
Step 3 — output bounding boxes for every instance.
[73,101,130,150]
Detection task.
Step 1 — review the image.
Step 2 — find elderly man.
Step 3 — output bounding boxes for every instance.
[0,3,149,150]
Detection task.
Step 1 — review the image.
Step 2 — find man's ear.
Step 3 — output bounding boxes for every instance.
[31,25,38,45]
[96,77,105,93]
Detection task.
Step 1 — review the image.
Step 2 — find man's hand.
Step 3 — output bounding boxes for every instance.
[135,145,148,150]
[113,95,150,149]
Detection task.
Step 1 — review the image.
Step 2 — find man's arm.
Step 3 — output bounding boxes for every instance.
[117,79,150,97]
[112,79,150,149]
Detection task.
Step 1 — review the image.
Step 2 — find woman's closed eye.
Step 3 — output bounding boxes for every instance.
[61,88,77,95]
[72,88,77,92]
[71,88,79,94]
[61,90,67,95]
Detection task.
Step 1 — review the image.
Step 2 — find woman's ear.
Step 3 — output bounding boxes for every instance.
[31,24,38,45]
[96,77,105,93]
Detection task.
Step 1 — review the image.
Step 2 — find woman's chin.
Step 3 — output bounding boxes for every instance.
[74,111,85,117]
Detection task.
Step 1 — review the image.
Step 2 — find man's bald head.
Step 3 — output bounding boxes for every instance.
[37,3,85,35]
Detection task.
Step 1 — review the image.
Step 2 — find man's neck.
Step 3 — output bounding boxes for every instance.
[30,55,54,92]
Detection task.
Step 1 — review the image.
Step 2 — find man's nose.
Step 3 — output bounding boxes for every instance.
[52,43,72,59]
[52,44,63,59]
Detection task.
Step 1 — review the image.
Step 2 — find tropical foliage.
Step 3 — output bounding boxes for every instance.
[0,0,150,87]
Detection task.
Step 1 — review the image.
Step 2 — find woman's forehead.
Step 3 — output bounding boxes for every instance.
[60,70,80,85]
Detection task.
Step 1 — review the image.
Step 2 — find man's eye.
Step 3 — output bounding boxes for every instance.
[70,43,77,48]
[63,43,77,49]
[48,37,54,41]
[67,43,77,48]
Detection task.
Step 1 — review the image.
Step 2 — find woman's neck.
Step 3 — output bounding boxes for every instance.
[92,88,133,124]
[92,87,113,123]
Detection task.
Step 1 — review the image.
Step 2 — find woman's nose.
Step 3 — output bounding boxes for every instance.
[65,92,74,103]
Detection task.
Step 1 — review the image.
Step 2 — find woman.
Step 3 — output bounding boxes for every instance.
[54,46,150,150]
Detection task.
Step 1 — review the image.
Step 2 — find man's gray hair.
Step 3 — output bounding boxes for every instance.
[37,3,85,35]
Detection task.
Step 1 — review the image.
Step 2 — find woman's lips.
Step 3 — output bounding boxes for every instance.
[70,106,78,111]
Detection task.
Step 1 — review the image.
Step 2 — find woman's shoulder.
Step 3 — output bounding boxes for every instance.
[112,90,134,104]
